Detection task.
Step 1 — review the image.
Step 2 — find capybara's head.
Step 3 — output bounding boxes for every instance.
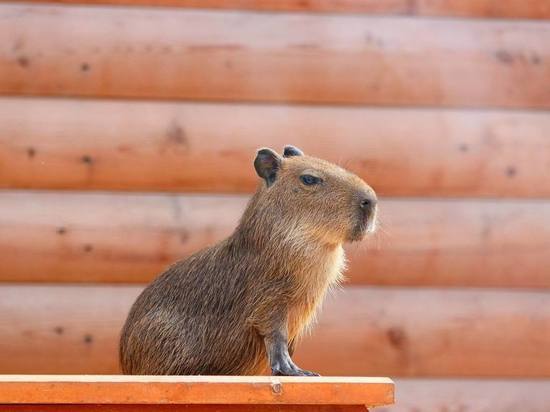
[253,145,377,244]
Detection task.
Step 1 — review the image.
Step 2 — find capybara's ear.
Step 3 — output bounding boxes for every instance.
[254,148,282,187]
[283,145,304,158]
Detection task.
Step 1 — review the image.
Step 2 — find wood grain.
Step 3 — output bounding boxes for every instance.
[297,287,550,377]
[0,375,393,407]
[6,0,550,19]
[2,98,550,197]
[0,285,548,377]
[1,5,550,108]
[1,191,550,288]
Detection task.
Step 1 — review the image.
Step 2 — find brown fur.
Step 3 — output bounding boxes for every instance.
[119,146,377,375]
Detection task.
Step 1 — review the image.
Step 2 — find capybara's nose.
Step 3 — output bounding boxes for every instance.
[359,195,377,213]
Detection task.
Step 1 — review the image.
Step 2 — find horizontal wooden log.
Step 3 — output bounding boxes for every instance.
[1,191,550,288]
[1,6,550,108]
[379,379,550,412]
[0,285,549,377]
[0,375,393,407]
[298,287,550,377]
[2,98,550,197]
[6,0,550,19]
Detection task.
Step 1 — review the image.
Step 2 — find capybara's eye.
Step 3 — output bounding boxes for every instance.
[300,174,322,186]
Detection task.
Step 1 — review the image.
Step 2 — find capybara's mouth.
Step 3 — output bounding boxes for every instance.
[347,212,376,242]
[347,220,368,242]
[366,215,377,234]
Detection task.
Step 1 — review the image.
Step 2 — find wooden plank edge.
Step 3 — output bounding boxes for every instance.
[6,0,550,20]
[0,375,395,407]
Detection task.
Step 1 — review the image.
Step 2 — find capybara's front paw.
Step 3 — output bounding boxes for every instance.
[271,358,320,376]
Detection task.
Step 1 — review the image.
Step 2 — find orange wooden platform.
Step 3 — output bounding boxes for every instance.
[0,375,394,411]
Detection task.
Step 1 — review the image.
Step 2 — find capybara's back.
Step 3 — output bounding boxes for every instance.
[120,243,270,375]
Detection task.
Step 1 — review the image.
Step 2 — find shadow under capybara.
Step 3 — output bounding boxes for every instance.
[119,145,377,376]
